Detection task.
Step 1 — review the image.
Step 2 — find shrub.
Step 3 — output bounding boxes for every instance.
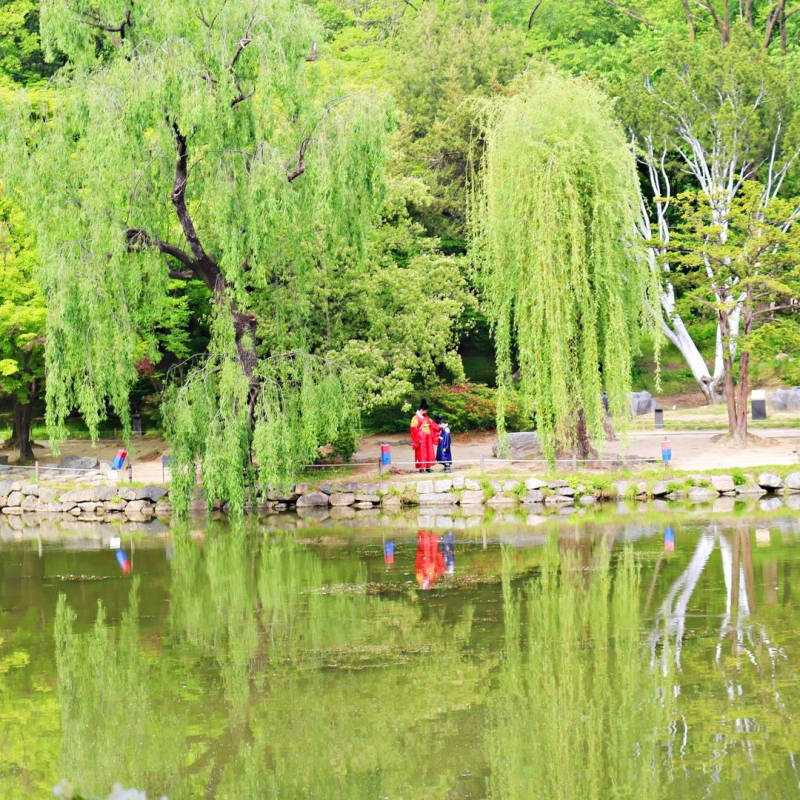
[362,381,533,433]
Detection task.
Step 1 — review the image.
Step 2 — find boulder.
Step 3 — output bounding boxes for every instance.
[0,480,15,498]
[736,484,767,498]
[418,493,457,505]
[354,501,374,510]
[758,472,783,490]
[381,494,402,508]
[557,486,576,497]
[711,475,735,494]
[329,493,355,507]
[548,479,569,488]
[295,491,330,508]
[58,455,99,470]
[354,494,380,504]
[6,491,23,507]
[464,478,482,491]
[492,432,542,459]
[487,494,515,507]
[434,478,453,493]
[545,494,573,506]
[20,484,38,496]
[60,488,100,504]
[451,475,465,490]
[21,495,38,510]
[631,390,656,416]
[136,485,167,503]
[688,486,717,502]
[38,487,58,504]
[768,387,800,411]
[785,472,800,491]
[317,482,334,495]
[522,489,545,504]
[415,480,434,495]
[524,477,547,491]
[459,490,484,505]
[579,494,597,506]
[2,507,24,515]
[651,481,669,497]
[503,480,521,492]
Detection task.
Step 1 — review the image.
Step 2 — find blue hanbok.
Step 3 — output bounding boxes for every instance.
[436,422,452,471]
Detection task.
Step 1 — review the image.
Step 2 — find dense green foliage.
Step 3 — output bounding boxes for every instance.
[470,70,654,458]
[0,191,45,458]
[3,0,800,494]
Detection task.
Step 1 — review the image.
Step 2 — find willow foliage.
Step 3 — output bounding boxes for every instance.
[1,0,388,507]
[470,70,656,458]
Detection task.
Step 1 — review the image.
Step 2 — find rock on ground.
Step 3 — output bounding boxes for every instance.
[631,390,656,416]
[492,432,542,459]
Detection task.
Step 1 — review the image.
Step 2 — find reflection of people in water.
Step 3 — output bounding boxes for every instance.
[441,531,455,575]
[415,531,445,590]
[664,526,675,552]
[384,539,395,566]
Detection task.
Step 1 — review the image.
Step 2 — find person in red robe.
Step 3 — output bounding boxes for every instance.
[415,530,445,590]
[409,399,440,472]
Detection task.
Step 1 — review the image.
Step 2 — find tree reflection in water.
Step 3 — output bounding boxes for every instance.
[51,521,800,799]
[55,522,487,798]
[487,539,674,799]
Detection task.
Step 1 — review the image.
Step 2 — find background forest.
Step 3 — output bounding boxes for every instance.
[1,0,800,489]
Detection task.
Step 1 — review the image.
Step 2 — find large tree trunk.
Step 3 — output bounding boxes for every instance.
[10,397,35,462]
[720,310,748,444]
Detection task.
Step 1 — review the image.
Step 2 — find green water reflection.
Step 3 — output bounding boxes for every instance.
[2,517,800,798]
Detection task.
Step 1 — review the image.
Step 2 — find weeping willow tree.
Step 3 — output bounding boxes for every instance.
[470,70,657,458]
[1,0,387,512]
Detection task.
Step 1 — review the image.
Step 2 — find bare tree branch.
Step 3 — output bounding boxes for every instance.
[286,135,312,182]
[764,0,787,48]
[125,227,194,269]
[681,0,697,38]
[82,7,132,38]
[528,0,544,29]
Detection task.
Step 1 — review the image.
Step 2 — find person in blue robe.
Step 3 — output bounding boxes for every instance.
[433,415,452,472]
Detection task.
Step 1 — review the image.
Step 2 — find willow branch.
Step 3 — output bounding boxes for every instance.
[528,0,544,28]
[125,228,194,269]
[286,135,311,182]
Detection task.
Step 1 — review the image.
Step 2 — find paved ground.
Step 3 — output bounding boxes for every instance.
[4,421,800,487]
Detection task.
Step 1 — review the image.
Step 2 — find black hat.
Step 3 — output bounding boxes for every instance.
[433,414,443,424]
[419,398,428,410]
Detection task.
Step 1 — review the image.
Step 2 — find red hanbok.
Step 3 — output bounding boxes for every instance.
[409,410,440,471]
[415,531,445,591]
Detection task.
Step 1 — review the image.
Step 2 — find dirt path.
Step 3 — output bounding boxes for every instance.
[356,428,800,475]
[5,425,800,488]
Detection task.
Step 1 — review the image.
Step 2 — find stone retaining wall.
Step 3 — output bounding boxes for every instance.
[0,480,169,522]
[259,470,800,514]
[4,470,799,525]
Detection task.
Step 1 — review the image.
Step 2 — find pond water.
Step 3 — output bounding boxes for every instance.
[2,513,800,799]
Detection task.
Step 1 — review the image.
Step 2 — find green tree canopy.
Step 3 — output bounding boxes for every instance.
[2,0,391,508]
[0,192,45,460]
[469,69,654,458]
